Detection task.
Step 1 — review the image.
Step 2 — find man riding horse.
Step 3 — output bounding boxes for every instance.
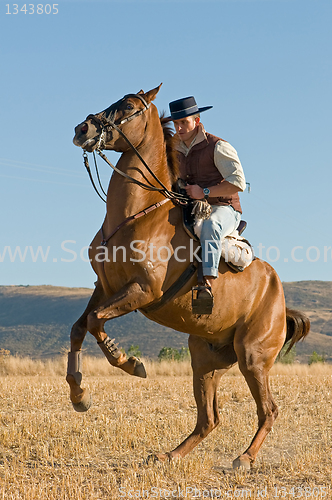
[68,85,309,469]
[166,96,246,305]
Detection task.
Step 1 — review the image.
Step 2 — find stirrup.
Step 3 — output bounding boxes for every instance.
[192,284,214,315]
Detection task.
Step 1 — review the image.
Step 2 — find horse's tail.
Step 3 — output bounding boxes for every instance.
[284,307,310,353]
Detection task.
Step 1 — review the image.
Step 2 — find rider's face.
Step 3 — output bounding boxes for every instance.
[173,116,200,145]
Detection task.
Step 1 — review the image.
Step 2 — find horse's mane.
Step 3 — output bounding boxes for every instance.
[160,114,180,185]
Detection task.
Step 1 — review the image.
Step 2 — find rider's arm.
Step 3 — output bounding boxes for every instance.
[184,141,246,199]
[185,180,240,199]
[213,140,246,191]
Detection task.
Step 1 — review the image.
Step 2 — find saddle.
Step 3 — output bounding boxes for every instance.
[175,180,250,315]
[142,183,253,317]
[176,180,248,260]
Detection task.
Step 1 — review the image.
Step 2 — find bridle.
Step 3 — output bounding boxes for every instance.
[82,93,152,151]
[81,93,189,205]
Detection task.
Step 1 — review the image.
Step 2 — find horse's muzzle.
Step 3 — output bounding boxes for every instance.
[73,121,99,150]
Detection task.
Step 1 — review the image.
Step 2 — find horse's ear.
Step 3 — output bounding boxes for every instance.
[137,89,144,95]
[143,83,163,104]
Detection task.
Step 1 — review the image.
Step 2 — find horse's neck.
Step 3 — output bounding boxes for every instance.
[106,132,170,220]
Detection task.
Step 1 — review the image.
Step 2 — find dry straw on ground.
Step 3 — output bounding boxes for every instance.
[0,356,331,499]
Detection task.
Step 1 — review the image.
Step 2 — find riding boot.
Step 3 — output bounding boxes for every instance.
[197,278,214,299]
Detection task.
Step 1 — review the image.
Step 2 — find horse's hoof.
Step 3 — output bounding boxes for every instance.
[131,357,147,378]
[146,452,169,464]
[232,456,251,470]
[71,388,92,413]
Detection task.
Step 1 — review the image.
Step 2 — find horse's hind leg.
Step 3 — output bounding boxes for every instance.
[66,282,106,412]
[155,335,237,460]
[232,327,283,469]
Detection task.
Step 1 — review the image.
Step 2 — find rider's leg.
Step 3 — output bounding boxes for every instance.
[200,205,241,283]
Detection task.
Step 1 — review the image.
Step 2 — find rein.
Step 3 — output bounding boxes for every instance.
[100,198,171,247]
[81,92,192,247]
[83,151,106,203]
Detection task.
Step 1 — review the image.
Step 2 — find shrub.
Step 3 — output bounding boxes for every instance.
[308,351,325,365]
[158,346,190,361]
[278,345,296,364]
[127,345,142,358]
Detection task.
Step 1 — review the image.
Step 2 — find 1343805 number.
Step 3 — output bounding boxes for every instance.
[6,4,59,14]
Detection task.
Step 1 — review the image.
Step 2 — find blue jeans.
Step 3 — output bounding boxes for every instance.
[200,205,241,277]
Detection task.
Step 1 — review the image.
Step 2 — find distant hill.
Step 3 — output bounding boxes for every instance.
[0,282,331,362]
[283,281,332,362]
[0,285,189,360]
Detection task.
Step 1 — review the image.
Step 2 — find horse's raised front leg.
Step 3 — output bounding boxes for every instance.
[66,282,106,412]
[155,335,237,461]
[86,281,154,378]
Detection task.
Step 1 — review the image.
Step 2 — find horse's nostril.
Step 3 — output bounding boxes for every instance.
[81,123,88,134]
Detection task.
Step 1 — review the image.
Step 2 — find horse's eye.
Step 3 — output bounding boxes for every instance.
[126,103,134,110]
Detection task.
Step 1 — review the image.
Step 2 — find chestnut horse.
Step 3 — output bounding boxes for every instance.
[68,84,310,469]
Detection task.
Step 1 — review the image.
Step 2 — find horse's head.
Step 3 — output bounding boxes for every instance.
[73,85,162,153]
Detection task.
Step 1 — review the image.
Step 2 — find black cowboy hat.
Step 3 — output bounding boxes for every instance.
[165,96,213,122]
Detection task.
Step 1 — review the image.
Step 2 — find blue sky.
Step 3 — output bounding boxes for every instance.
[1,0,331,287]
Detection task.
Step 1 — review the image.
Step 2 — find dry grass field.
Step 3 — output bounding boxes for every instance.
[0,356,331,499]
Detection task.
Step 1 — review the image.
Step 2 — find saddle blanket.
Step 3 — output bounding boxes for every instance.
[194,220,254,270]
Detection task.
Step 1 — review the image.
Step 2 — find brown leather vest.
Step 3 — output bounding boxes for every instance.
[178,132,242,213]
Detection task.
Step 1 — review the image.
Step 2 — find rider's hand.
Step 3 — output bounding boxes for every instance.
[184,184,204,199]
